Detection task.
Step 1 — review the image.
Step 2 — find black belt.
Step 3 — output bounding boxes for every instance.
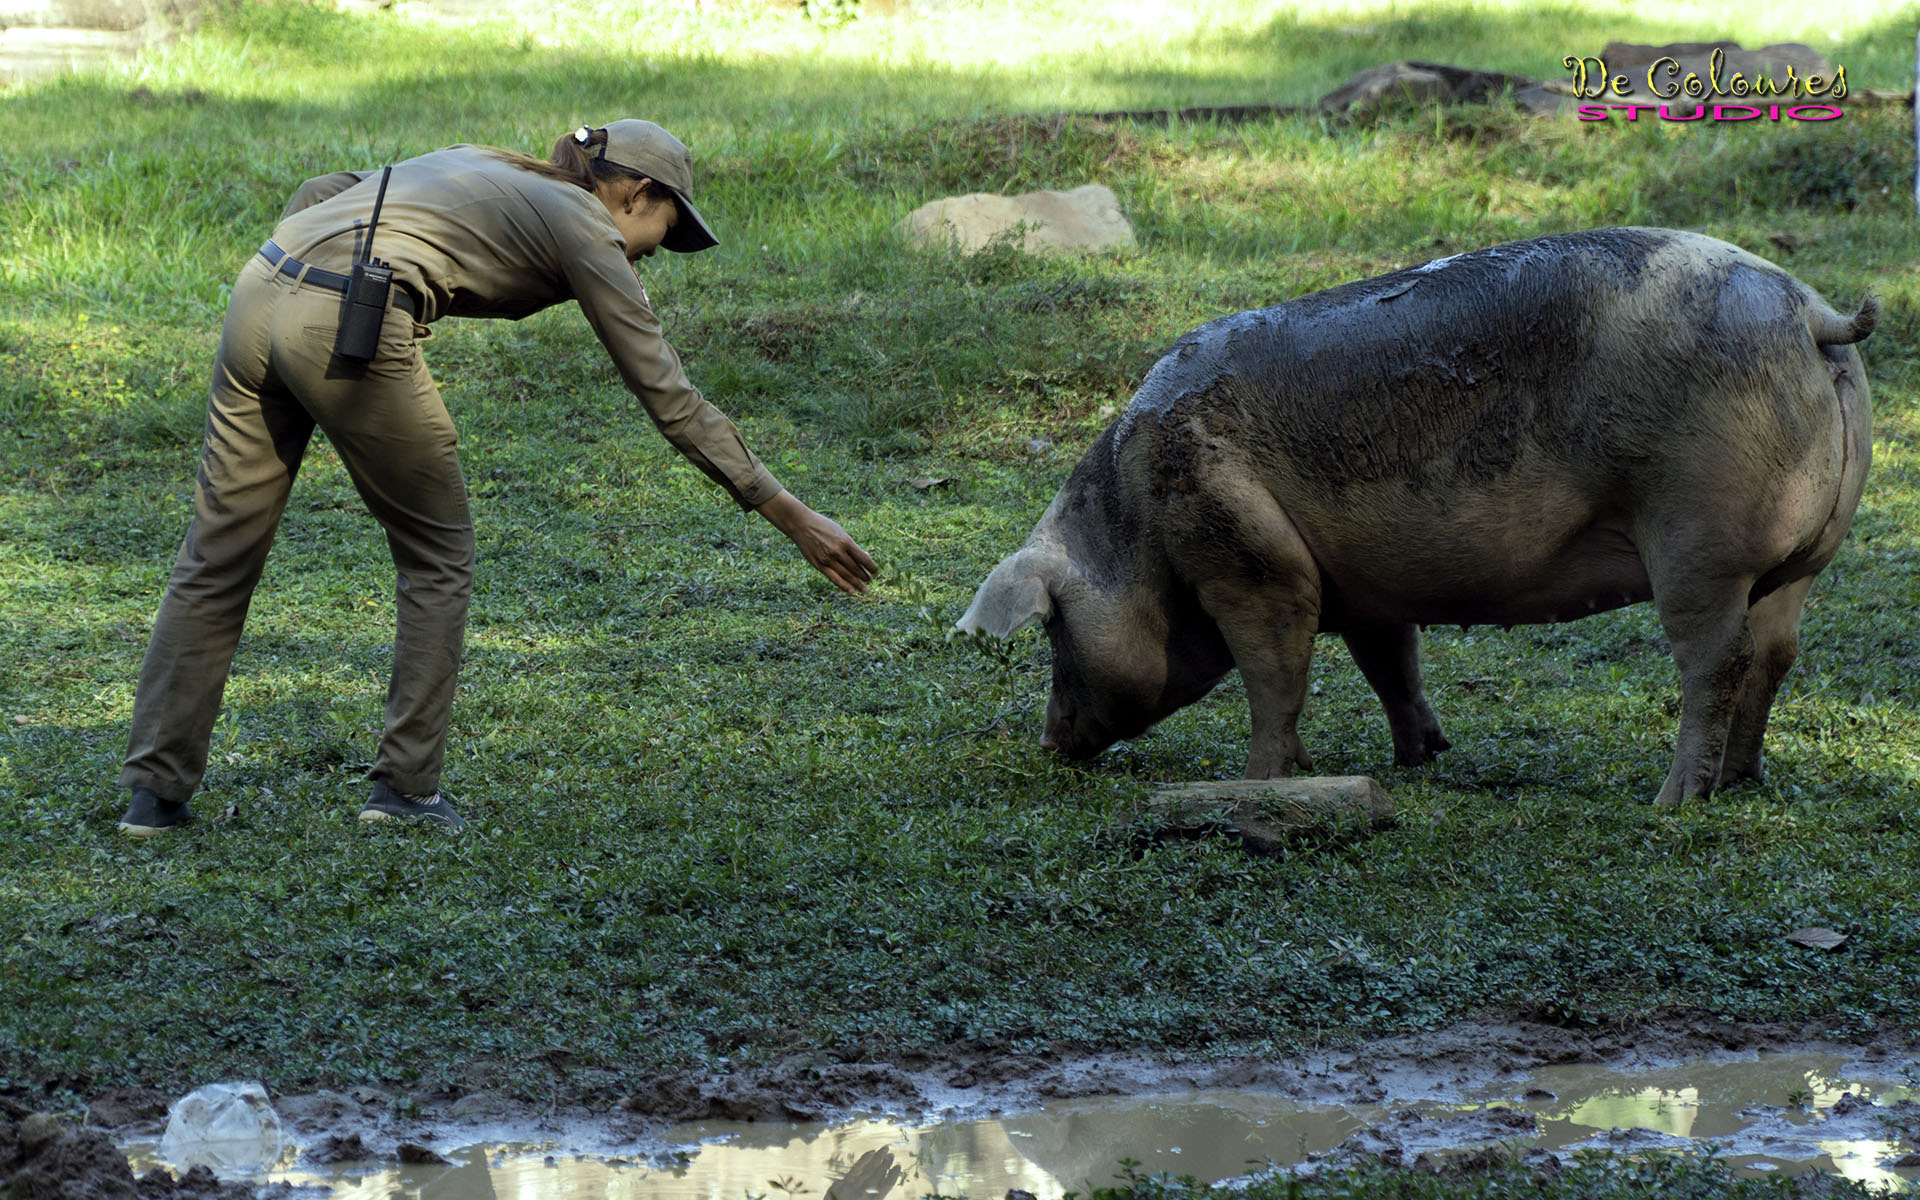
[258,240,416,318]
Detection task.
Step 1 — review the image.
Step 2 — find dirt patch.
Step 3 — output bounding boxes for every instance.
[617,1057,938,1123]
[82,1091,170,1136]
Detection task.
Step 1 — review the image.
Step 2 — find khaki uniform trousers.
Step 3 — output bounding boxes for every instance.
[121,254,472,802]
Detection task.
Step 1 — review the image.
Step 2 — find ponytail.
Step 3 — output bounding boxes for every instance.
[483,126,653,194]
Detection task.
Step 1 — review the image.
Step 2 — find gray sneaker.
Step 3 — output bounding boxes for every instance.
[118,786,195,838]
[359,781,464,831]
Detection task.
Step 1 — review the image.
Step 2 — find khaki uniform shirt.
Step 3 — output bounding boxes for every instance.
[272,145,782,510]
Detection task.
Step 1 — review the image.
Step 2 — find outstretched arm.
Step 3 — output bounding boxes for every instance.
[558,225,787,510]
[755,490,877,596]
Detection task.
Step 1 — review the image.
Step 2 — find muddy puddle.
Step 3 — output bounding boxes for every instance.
[120,1050,1920,1199]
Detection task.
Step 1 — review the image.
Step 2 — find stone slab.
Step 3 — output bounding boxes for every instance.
[1125,776,1396,856]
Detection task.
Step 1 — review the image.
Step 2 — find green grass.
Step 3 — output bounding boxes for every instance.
[2,0,1918,1161]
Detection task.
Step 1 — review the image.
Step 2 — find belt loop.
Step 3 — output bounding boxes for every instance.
[259,242,286,290]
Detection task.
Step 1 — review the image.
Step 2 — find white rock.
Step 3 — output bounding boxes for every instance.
[900,184,1136,256]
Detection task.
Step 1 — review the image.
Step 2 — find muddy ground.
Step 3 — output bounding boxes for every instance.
[8,1014,1918,1196]
[0,1096,303,1200]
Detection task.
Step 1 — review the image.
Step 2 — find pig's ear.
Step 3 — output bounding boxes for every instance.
[952,546,1060,639]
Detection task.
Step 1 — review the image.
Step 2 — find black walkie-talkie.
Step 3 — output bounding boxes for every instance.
[333,165,396,361]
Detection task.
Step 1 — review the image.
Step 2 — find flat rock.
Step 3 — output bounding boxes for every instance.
[1125,776,1396,855]
[900,184,1135,256]
[1317,61,1544,120]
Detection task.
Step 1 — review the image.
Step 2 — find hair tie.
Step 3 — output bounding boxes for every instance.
[573,125,592,145]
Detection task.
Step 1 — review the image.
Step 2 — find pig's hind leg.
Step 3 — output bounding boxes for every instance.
[1342,623,1452,766]
[1649,568,1758,807]
[1718,575,1812,788]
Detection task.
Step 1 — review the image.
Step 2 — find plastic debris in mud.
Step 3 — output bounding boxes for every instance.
[158,1080,284,1173]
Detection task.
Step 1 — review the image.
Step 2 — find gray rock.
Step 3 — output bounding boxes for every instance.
[1316,60,1544,121]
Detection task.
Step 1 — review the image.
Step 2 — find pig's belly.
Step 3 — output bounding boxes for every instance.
[1315,521,1655,631]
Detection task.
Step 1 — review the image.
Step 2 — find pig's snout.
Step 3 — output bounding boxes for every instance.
[1041,692,1106,759]
[1041,691,1073,754]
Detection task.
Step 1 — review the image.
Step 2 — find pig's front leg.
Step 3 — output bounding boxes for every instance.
[1173,487,1323,779]
[1225,608,1318,779]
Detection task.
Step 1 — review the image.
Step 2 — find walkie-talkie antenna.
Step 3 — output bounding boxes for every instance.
[362,165,393,264]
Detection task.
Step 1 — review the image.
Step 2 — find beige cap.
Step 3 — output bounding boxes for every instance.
[590,119,719,253]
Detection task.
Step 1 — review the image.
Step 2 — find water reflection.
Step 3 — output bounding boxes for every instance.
[974,1093,1370,1190]
[123,1053,1918,1200]
[1513,1059,1915,1193]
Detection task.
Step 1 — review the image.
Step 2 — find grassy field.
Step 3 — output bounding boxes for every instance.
[2,0,1918,1151]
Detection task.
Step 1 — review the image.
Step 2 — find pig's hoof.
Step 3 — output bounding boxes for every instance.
[1245,734,1314,779]
[1716,758,1765,788]
[1395,736,1450,767]
[1397,721,1443,768]
[1391,730,1450,768]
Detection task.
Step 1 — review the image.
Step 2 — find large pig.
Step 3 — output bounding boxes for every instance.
[955,228,1875,806]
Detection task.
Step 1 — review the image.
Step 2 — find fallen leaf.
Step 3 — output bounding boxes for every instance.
[908,477,947,490]
[11,715,28,725]
[1782,926,1848,951]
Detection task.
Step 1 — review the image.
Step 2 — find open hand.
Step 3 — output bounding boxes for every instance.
[755,490,877,596]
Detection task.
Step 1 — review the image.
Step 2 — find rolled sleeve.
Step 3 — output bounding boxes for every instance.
[562,235,783,510]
